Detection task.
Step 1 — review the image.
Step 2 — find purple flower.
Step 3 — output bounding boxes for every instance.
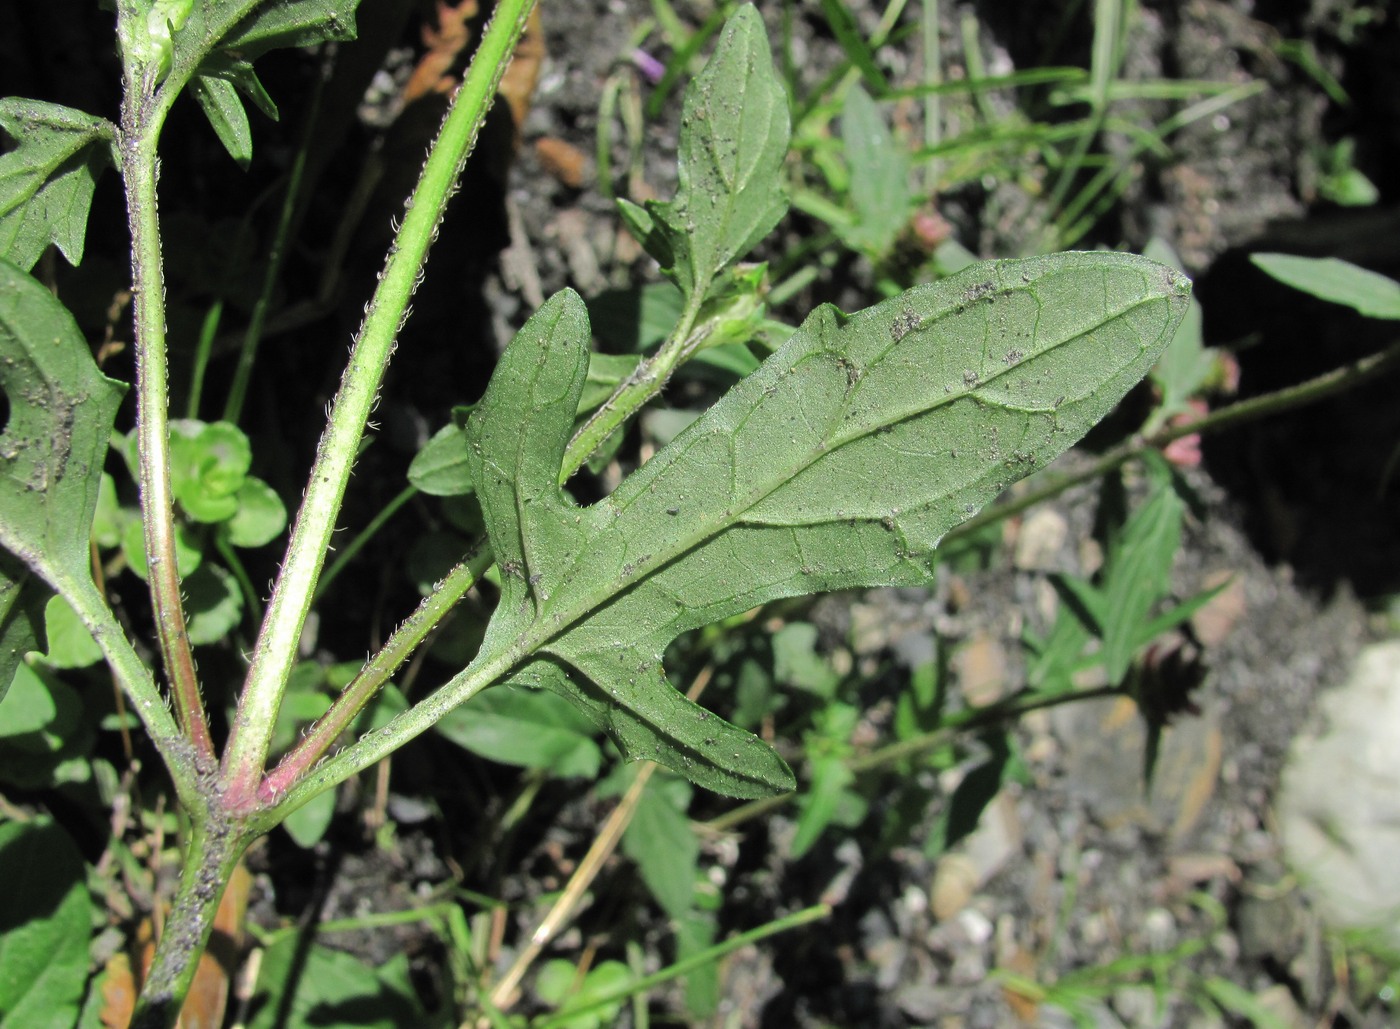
[632,48,666,85]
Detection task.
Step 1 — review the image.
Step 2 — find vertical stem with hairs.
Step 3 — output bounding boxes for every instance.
[220,0,540,805]
[129,818,250,1029]
[119,104,213,768]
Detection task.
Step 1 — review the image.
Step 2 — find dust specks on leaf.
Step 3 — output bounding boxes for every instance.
[889,308,922,342]
[963,280,996,304]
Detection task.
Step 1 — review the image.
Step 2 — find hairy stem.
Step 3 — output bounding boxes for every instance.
[222,0,540,805]
[565,290,709,476]
[261,542,493,802]
[120,102,213,767]
[62,575,202,808]
[129,817,250,1029]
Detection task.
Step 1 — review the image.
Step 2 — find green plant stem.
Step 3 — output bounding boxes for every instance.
[949,339,1400,543]
[129,818,251,1029]
[215,534,263,625]
[222,0,539,807]
[186,301,221,419]
[261,624,518,825]
[261,541,492,802]
[565,289,709,476]
[64,578,200,806]
[120,114,213,768]
[922,0,941,193]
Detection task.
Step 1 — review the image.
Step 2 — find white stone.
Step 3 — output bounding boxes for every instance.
[1278,641,1400,947]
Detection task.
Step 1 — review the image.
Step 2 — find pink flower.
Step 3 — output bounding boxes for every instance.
[1162,398,1208,467]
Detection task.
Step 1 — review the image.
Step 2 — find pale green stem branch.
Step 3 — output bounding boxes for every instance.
[565,289,708,476]
[120,108,213,767]
[222,0,539,806]
[18,563,200,808]
[259,644,517,829]
[260,542,492,802]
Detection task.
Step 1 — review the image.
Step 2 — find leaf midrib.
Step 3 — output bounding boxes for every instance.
[500,275,1164,668]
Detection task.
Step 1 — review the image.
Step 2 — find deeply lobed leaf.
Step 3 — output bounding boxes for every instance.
[462,252,1190,797]
[0,100,114,271]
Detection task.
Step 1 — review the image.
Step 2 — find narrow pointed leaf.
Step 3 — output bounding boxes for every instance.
[0,554,47,704]
[201,55,280,121]
[1100,475,1183,683]
[191,73,254,168]
[0,259,126,595]
[1251,252,1400,320]
[220,0,361,60]
[464,253,1190,797]
[0,100,113,270]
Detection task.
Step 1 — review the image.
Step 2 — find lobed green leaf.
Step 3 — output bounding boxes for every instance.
[462,252,1190,797]
[0,100,113,271]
